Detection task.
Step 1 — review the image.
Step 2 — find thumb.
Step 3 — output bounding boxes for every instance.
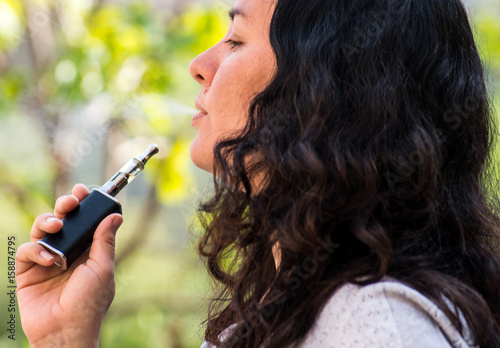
[88,214,123,274]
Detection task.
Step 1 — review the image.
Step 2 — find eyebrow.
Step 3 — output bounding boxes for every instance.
[228,7,246,21]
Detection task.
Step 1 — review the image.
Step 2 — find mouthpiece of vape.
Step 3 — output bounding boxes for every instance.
[137,143,160,165]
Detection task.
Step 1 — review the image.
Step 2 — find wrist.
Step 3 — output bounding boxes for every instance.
[30,327,100,348]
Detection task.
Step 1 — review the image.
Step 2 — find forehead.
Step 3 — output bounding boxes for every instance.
[231,0,275,23]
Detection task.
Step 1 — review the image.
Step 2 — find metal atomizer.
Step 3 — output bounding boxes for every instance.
[38,144,159,270]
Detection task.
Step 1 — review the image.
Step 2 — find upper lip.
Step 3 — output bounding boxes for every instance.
[195,100,208,114]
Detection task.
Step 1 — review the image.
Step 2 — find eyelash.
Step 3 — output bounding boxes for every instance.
[224,39,242,50]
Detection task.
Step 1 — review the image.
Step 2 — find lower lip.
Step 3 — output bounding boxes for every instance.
[191,112,208,125]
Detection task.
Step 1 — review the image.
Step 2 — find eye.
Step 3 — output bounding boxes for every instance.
[224,39,242,51]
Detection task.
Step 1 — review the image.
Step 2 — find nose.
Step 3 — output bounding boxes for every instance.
[189,45,219,88]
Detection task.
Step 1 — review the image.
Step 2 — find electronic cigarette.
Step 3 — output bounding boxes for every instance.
[38,144,159,270]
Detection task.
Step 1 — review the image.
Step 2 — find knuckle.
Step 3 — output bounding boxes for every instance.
[55,195,66,204]
[54,195,65,209]
[15,243,31,259]
[34,213,51,225]
[55,194,76,211]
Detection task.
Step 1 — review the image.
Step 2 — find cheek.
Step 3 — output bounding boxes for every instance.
[209,84,248,125]
[209,51,264,114]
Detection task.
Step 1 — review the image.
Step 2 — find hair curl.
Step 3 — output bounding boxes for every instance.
[197,0,500,347]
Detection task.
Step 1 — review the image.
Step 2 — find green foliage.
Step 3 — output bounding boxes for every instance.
[473,11,500,180]
[474,13,500,78]
[0,0,227,347]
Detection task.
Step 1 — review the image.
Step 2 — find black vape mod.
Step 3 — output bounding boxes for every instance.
[38,144,159,270]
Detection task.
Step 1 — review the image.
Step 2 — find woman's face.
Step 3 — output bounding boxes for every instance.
[189,0,276,172]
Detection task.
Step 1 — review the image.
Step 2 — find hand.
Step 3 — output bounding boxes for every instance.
[15,184,123,348]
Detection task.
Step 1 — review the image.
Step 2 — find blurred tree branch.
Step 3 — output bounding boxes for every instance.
[24,1,56,75]
[116,180,162,265]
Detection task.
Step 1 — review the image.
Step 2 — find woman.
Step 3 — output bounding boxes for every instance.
[16,0,500,347]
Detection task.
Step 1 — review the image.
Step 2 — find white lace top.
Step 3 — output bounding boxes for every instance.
[201,279,476,347]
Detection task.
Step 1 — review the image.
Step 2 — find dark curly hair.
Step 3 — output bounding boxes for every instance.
[197,0,500,347]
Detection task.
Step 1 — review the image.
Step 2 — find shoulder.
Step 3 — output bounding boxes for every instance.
[298,279,476,348]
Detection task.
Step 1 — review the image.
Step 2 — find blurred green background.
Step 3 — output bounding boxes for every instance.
[0,0,499,347]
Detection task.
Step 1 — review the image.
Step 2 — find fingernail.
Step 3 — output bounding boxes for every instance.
[47,217,60,224]
[40,250,54,261]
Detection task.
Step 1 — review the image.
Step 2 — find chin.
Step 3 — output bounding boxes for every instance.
[190,137,213,173]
